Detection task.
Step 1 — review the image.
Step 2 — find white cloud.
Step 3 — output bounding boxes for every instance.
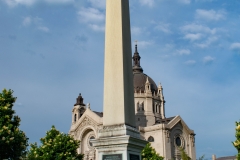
[78,7,105,23]
[131,27,142,36]
[3,0,74,7]
[178,0,191,4]
[78,7,105,32]
[185,60,196,65]
[137,41,153,48]
[195,9,226,21]
[184,33,202,41]
[88,24,105,32]
[181,24,216,34]
[181,24,220,45]
[37,26,49,32]
[22,16,49,32]
[22,16,31,26]
[44,0,74,4]
[203,56,215,64]
[15,102,23,106]
[155,22,171,34]
[140,0,154,7]
[3,0,36,7]
[230,43,240,52]
[87,0,105,9]
[177,49,191,55]
[195,0,216,1]
[195,36,218,48]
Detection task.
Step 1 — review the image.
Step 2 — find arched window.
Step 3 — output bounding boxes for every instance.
[148,136,154,142]
[137,102,140,111]
[89,136,95,147]
[141,102,144,111]
[79,107,85,118]
[175,137,181,147]
[74,114,77,122]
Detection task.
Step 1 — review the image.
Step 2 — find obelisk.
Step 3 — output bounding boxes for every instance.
[92,0,147,160]
[103,0,135,127]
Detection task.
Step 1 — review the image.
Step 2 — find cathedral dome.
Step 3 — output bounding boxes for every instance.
[132,44,158,94]
[133,72,158,94]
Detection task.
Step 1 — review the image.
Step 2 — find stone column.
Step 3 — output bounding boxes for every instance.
[92,0,147,159]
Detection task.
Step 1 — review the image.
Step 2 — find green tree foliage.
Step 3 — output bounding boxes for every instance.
[179,147,191,160]
[27,125,83,160]
[0,89,28,159]
[233,121,240,160]
[141,143,164,160]
[197,155,206,160]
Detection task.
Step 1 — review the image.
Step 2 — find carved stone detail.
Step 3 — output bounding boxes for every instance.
[100,124,125,133]
[164,129,170,143]
[99,124,138,133]
[190,133,195,147]
[75,117,98,138]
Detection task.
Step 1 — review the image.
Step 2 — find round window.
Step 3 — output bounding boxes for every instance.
[89,136,95,147]
[175,137,181,147]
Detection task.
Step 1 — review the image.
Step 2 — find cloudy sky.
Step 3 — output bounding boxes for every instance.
[1,0,240,158]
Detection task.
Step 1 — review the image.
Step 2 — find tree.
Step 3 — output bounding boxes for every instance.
[27,125,84,160]
[141,143,164,160]
[233,121,240,160]
[0,89,28,159]
[179,147,191,160]
[197,155,206,160]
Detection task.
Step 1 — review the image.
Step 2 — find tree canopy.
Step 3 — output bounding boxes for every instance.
[179,147,191,160]
[27,125,83,160]
[141,143,164,160]
[0,89,28,159]
[233,121,240,160]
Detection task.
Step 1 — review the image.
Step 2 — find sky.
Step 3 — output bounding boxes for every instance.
[0,0,240,158]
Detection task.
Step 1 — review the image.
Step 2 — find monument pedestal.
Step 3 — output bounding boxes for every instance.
[92,125,147,160]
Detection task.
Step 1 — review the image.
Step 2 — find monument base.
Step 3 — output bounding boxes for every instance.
[91,125,147,160]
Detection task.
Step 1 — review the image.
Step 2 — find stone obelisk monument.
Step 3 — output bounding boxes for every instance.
[92,0,147,159]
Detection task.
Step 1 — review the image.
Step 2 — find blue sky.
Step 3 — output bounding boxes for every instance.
[1,0,240,158]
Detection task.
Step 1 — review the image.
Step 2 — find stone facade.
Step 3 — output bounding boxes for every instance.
[69,46,196,160]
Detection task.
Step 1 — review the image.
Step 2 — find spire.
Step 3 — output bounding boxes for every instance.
[132,43,143,73]
[145,77,151,94]
[146,77,150,83]
[74,93,86,106]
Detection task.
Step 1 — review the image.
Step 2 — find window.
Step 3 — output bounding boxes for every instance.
[141,102,144,111]
[148,136,154,142]
[89,136,95,147]
[175,137,181,147]
[74,114,77,122]
[137,102,140,111]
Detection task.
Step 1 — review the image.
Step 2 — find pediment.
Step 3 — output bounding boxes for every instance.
[167,115,194,134]
[73,108,103,132]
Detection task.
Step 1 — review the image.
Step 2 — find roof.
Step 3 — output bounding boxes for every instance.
[216,156,237,160]
[155,116,176,124]
[133,72,158,94]
[93,111,103,117]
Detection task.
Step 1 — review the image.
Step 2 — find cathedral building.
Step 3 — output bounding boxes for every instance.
[69,45,196,160]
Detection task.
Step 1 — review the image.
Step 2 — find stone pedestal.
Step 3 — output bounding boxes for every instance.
[92,125,147,160]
